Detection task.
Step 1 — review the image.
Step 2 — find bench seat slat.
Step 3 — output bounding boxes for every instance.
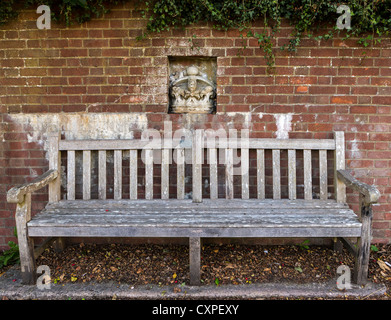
[44,199,350,209]
[27,226,362,238]
[27,199,361,238]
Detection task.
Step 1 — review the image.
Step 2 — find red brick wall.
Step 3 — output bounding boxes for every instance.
[1,2,391,248]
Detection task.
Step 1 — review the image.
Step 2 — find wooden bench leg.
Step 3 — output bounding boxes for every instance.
[333,237,343,252]
[353,197,373,285]
[53,237,67,252]
[15,194,36,285]
[189,237,201,286]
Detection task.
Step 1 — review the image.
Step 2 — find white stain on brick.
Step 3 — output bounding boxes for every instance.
[274,113,293,139]
[8,113,149,159]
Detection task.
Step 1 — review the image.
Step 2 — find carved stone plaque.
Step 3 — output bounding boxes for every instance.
[168,58,216,114]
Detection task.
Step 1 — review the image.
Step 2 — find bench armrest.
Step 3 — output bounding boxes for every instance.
[337,169,380,204]
[7,170,58,204]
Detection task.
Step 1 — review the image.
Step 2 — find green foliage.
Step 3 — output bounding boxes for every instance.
[0,0,390,68]
[141,0,391,70]
[0,241,20,269]
[371,244,379,252]
[0,0,18,25]
[296,239,310,250]
[1,0,128,26]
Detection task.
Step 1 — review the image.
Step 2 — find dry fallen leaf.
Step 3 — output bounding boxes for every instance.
[377,260,391,272]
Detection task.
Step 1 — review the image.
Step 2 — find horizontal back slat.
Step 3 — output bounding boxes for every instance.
[60,138,336,151]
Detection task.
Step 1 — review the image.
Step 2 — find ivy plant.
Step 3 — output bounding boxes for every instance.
[1,0,390,70]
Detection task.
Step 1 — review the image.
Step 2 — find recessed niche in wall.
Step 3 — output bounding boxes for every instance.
[168,56,217,114]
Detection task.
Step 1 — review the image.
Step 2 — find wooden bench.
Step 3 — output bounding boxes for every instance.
[7,130,380,286]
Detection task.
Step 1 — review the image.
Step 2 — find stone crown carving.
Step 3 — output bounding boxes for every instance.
[169,66,216,114]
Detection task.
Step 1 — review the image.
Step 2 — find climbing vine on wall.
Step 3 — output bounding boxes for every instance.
[1,0,391,69]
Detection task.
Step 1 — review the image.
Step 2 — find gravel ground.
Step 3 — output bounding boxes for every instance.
[1,242,390,300]
[22,242,389,299]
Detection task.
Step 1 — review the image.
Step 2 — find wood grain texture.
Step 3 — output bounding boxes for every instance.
[67,151,76,200]
[98,150,107,200]
[303,150,312,200]
[192,130,203,203]
[257,149,265,199]
[114,150,122,200]
[145,149,153,200]
[48,131,61,203]
[334,131,346,203]
[272,150,281,200]
[319,150,328,200]
[288,149,296,200]
[83,150,91,200]
[209,148,218,200]
[129,150,138,200]
[7,170,58,204]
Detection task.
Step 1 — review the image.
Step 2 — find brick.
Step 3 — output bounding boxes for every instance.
[295,86,308,93]
[60,49,88,57]
[331,96,356,104]
[246,95,273,104]
[350,105,377,114]
[307,123,333,132]
[352,67,379,76]
[372,96,391,105]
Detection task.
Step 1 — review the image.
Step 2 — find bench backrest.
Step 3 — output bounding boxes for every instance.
[48,131,346,203]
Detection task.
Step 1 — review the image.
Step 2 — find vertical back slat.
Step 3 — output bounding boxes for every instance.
[241,147,249,199]
[98,150,106,200]
[114,150,122,200]
[83,150,91,200]
[67,150,75,200]
[48,131,61,203]
[303,149,312,200]
[161,148,170,199]
[145,149,153,200]
[257,149,265,199]
[334,131,346,203]
[225,148,234,199]
[319,150,328,200]
[129,149,138,200]
[176,148,185,200]
[209,148,218,200]
[288,149,296,200]
[192,130,203,203]
[272,149,281,199]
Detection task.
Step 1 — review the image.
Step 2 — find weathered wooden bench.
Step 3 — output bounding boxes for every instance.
[7,130,380,286]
